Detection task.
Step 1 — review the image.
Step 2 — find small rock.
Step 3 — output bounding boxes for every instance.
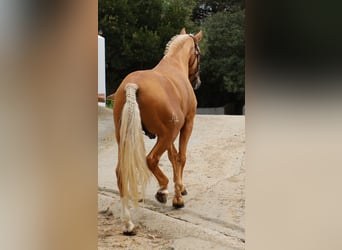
[147,234,155,240]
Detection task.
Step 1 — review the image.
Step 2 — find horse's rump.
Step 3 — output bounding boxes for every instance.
[116,70,187,139]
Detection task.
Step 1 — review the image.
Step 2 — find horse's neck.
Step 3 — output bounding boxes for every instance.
[159,53,189,73]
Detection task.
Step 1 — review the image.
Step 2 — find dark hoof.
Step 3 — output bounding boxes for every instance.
[172,203,184,209]
[155,191,168,204]
[123,230,137,236]
[181,189,188,196]
[123,227,137,236]
[172,197,184,209]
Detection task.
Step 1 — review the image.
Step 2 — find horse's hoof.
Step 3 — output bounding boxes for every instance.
[172,197,184,209]
[181,188,188,196]
[123,228,137,236]
[155,191,168,204]
[173,203,184,209]
[123,230,137,236]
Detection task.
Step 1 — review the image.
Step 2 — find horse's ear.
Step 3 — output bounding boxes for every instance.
[194,30,203,42]
[180,28,186,34]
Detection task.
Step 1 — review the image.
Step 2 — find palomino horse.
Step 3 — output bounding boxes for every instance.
[113,28,202,235]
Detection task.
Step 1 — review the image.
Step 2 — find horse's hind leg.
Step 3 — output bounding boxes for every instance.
[115,163,136,235]
[146,137,171,204]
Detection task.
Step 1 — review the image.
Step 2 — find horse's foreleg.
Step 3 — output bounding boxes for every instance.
[146,138,170,204]
[171,117,194,208]
[168,144,185,208]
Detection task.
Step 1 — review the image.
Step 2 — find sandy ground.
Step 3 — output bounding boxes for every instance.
[98,105,245,249]
[98,192,173,250]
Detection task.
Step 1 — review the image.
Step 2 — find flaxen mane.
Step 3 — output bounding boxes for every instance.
[164,34,189,55]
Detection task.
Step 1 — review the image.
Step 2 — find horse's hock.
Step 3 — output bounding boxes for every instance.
[98,105,245,249]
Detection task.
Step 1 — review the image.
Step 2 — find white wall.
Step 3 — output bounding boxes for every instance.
[98,35,106,96]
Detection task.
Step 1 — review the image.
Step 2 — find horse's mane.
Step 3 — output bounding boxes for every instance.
[164,34,189,56]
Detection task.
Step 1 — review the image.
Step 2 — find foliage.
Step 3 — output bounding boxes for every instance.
[99,0,196,94]
[196,6,245,107]
[98,0,245,112]
[192,0,244,24]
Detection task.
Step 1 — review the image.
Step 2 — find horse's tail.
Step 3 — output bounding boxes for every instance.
[119,83,151,207]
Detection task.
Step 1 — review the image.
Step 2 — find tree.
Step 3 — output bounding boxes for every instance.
[98,0,162,94]
[196,7,245,109]
[98,0,196,95]
[98,0,245,113]
[192,0,244,24]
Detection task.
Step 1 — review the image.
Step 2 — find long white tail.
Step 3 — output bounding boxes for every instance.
[119,83,151,207]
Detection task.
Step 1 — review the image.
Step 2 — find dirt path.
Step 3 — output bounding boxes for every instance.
[98,105,245,249]
[98,194,172,249]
